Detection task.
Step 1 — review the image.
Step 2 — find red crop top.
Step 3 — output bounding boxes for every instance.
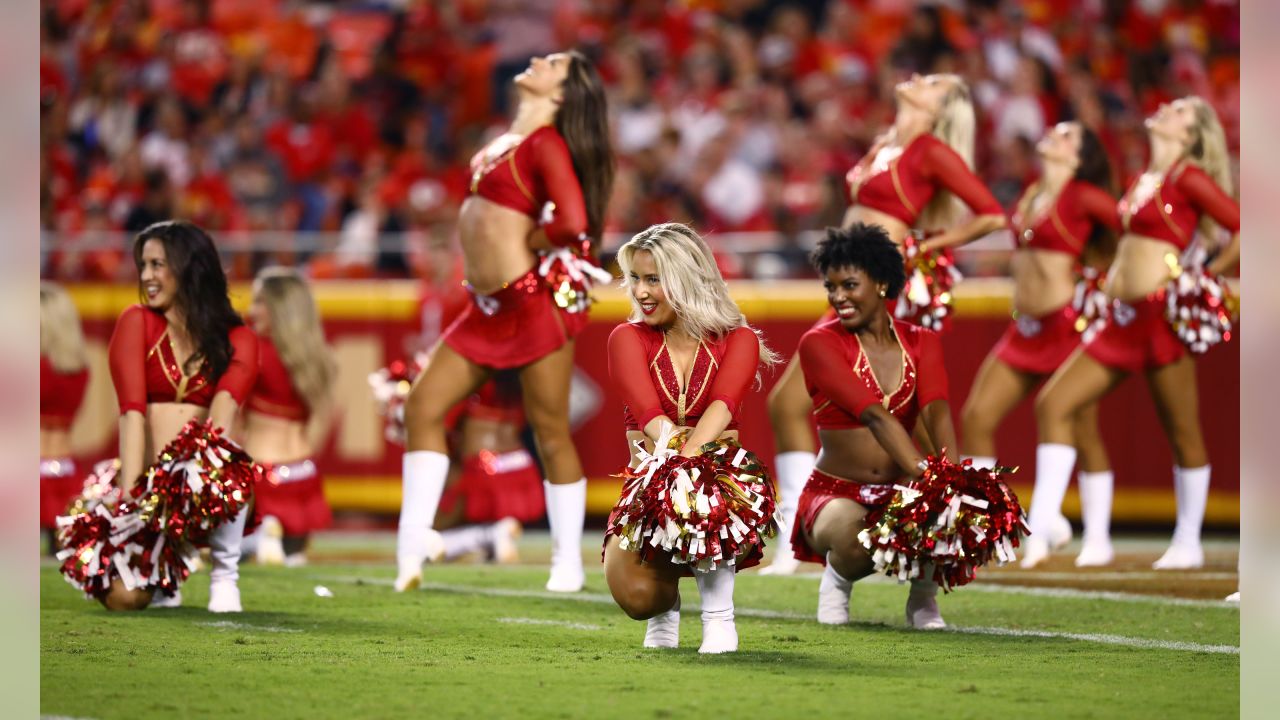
[469,125,589,247]
[1012,180,1120,257]
[247,335,308,421]
[108,305,258,415]
[608,323,760,432]
[40,355,89,430]
[800,316,949,432]
[1119,162,1239,250]
[845,133,1003,227]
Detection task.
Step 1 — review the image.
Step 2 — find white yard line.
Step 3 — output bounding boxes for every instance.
[315,575,1238,655]
[958,582,1237,609]
[497,617,603,631]
[195,620,304,634]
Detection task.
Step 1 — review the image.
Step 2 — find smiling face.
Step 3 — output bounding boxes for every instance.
[628,249,677,328]
[1145,97,1196,147]
[895,73,955,115]
[138,238,178,312]
[824,265,886,330]
[1037,121,1083,167]
[514,52,572,100]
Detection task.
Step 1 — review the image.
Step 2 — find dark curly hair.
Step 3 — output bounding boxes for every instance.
[133,220,243,381]
[810,223,907,300]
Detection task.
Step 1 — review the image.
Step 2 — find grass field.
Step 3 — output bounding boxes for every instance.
[40,533,1240,720]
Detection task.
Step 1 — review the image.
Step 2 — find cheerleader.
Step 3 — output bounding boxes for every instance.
[793,224,955,628]
[763,73,1005,575]
[1028,97,1238,570]
[106,220,258,611]
[40,283,90,555]
[960,122,1121,568]
[396,51,614,593]
[243,268,336,567]
[604,223,778,654]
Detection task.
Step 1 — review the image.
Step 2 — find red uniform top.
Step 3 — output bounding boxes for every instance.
[108,305,259,415]
[1011,180,1120,257]
[247,335,308,422]
[40,355,89,430]
[469,125,589,247]
[845,133,1003,227]
[799,317,949,432]
[1119,162,1239,250]
[608,323,760,432]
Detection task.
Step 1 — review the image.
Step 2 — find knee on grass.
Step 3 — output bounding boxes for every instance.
[613,581,678,621]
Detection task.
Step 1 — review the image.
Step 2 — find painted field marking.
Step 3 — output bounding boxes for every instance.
[498,617,603,631]
[315,575,1238,655]
[195,620,304,634]
[983,571,1239,581]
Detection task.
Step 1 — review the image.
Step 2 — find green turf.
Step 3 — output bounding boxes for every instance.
[41,541,1239,720]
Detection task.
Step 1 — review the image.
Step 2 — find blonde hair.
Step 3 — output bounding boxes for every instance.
[617,223,778,369]
[1183,96,1236,239]
[40,282,87,373]
[917,73,976,230]
[253,268,336,411]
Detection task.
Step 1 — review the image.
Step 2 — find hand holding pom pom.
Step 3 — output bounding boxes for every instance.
[896,233,962,331]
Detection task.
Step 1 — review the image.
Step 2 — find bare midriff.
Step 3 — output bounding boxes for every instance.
[1010,248,1079,316]
[815,428,903,485]
[844,205,912,247]
[457,196,539,295]
[243,411,312,465]
[625,429,740,469]
[460,415,526,457]
[1105,234,1181,301]
[40,428,73,460]
[145,402,209,463]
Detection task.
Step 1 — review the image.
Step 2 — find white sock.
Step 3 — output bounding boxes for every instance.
[820,558,853,594]
[209,507,249,584]
[441,525,492,561]
[909,566,939,599]
[963,455,997,470]
[1027,443,1077,536]
[544,479,586,570]
[1077,470,1114,544]
[397,451,449,564]
[695,565,735,622]
[773,451,816,542]
[1172,465,1211,547]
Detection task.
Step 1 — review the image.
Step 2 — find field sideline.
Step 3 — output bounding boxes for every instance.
[41,533,1239,719]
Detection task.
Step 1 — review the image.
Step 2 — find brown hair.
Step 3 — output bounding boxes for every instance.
[555,51,615,243]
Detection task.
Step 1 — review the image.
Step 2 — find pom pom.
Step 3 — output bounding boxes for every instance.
[858,456,1027,591]
[895,233,961,331]
[56,420,262,604]
[368,353,426,445]
[1165,262,1236,355]
[1072,265,1110,341]
[537,242,613,315]
[606,425,777,572]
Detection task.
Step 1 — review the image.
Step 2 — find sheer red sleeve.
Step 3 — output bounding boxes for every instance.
[1178,166,1240,233]
[213,326,259,405]
[914,328,950,408]
[529,128,590,246]
[607,324,665,429]
[798,329,880,421]
[707,327,760,418]
[1075,182,1122,231]
[107,305,151,415]
[921,138,1004,216]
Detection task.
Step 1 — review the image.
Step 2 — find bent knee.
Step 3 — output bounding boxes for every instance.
[612,582,675,621]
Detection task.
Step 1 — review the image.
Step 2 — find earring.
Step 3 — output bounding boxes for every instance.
[878,289,887,298]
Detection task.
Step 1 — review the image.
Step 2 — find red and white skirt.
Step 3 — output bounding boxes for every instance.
[439,448,545,523]
[254,459,332,535]
[1084,291,1186,372]
[993,303,1084,376]
[791,468,898,565]
[40,457,80,530]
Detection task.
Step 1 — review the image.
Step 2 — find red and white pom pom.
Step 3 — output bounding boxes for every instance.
[368,353,426,445]
[858,457,1028,591]
[537,237,613,315]
[896,233,962,331]
[1072,265,1110,342]
[607,425,777,572]
[56,420,262,601]
[1166,265,1235,354]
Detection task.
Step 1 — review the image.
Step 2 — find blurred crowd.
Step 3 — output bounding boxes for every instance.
[40,0,1240,280]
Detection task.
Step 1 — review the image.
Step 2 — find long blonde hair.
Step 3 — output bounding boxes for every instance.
[253,268,336,411]
[1183,96,1235,239]
[40,282,87,373]
[617,223,779,369]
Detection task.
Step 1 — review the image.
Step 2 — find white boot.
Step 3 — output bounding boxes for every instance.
[816,556,852,625]
[759,451,813,576]
[491,517,522,565]
[905,569,946,629]
[396,451,448,591]
[1021,443,1077,568]
[256,515,285,566]
[696,566,737,654]
[643,593,680,649]
[150,589,182,608]
[1154,465,1210,570]
[208,507,249,613]
[544,479,586,592]
[1075,470,1115,567]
